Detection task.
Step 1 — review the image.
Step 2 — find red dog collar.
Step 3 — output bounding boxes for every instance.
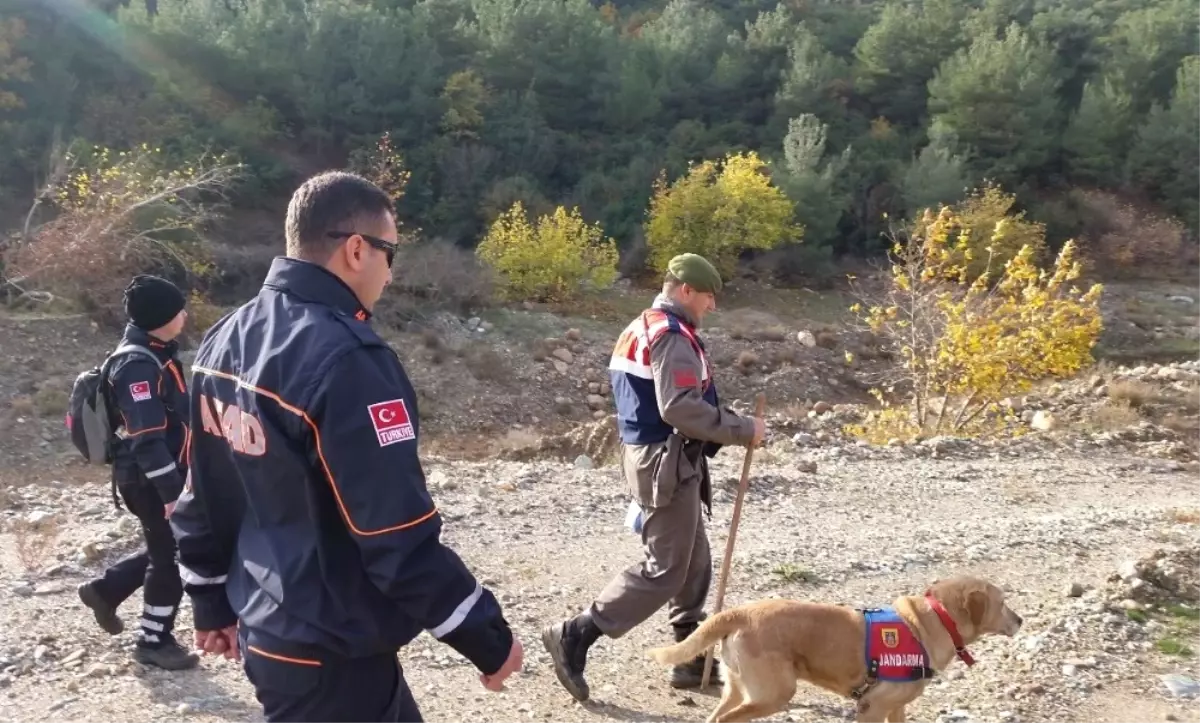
[925,592,976,667]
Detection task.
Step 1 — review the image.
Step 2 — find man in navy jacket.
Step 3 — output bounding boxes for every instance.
[169,171,522,721]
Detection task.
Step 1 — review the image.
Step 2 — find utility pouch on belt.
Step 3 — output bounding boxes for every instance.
[621,434,675,510]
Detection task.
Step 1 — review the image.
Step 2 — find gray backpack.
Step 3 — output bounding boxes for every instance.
[66,343,163,465]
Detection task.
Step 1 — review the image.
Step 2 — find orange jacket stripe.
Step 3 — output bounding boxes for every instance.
[245,644,322,667]
[191,365,439,538]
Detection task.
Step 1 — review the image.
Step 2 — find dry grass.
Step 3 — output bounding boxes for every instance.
[769,347,798,369]
[721,309,790,342]
[33,386,68,418]
[1001,476,1049,505]
[464,346,508,382]
[11,516,60,574]
[1092,400,1142,430]
[9,395,34,416]
[421,328,444,350]
[1162,412,1199,436]
[1167,508,1200,525]
[733,350,760,375]
[770,562,819,584]
[1176,384,1200,414]
[780,400,810,420]
[1108,380,1161,408]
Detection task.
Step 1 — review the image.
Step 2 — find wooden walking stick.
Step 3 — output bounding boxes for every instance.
[700,392,766,690]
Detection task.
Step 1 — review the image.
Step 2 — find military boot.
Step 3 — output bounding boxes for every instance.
[133,635,200,671]
[668,621,720,689]
[542,612,602,702]
[78,581,124,636]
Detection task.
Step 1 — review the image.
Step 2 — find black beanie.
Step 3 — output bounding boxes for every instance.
[124,274,186,331]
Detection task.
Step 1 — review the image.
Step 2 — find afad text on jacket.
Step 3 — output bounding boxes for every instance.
[169,257,513,675]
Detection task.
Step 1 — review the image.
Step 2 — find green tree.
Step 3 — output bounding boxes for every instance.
[1126,55,1200,230]
[927,23,1062,188]
[777,114,851,248]
[773,25,850,139]
[440,70,489,141]
[1100,0,1198,115]
[900,125,970,218]
[853,0,966,128]
[1062,75,1133,187]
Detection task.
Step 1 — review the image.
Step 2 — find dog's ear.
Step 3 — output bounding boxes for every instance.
[966,589,988,627]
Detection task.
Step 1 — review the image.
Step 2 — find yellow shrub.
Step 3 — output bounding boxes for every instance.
[845,204,1103,442]
[475,202,619,303]
[644,151,800,279]
[919,182,1047,282]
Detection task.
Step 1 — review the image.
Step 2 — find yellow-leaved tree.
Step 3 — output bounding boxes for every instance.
[846,203,1104,443]
[476,201,619,303]
[644,151,801,279]
[939,181,1047,282]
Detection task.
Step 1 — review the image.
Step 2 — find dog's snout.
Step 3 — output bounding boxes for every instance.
[1001,606,1024,636]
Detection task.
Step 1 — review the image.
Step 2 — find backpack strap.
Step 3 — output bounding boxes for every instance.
[97,343,164,414]
[101,343,163,378]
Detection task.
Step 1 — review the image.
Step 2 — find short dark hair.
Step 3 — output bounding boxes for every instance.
[285,171,395,262]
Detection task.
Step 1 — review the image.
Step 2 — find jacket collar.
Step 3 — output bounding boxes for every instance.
[262,256,371,322]
[652,293,699,329]
[122,323,178,361]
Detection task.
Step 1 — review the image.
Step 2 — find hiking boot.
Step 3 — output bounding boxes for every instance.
[668,621,720,689]
[78,582,124,636]
[134,637,200,671]
[542,613,600,702]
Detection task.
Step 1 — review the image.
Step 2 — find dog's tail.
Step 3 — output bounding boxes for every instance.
[644,609,750,666]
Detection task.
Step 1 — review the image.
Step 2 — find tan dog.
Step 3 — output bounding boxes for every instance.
[646,576,1023,723]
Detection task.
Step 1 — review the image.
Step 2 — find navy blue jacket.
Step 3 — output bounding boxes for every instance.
[108,324,189,502]
[169,257,513,673]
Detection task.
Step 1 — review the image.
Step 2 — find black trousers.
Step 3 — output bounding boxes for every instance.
[91,475,184,645]
[239,629,424,722]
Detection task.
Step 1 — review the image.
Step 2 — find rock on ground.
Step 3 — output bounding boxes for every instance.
[2,445,1199,723]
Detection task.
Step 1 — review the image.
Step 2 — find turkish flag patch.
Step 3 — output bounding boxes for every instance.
[672,369,699,388]
[367,398,415,447]
[129,381,152,402]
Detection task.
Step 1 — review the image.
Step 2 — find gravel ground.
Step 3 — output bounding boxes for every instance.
[1,441,1198,723]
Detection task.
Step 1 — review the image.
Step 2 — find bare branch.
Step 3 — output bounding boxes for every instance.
[4,145,245,316]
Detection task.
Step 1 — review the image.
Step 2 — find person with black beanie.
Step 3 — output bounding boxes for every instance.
[77,274,199,671]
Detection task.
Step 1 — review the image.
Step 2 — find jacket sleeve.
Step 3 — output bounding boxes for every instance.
[307,345,514,676]
[169,468,238,631]
[110,357,186,503]
[650,332,755,447]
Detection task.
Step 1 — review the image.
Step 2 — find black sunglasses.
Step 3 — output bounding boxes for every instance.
[326,231,398,268]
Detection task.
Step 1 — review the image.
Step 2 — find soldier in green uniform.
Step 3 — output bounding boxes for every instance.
[542,253,764,701]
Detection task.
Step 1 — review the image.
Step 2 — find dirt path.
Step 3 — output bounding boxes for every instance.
[1,444,1197,723]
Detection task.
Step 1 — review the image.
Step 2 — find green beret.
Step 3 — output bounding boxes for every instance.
[667,253,723,293]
